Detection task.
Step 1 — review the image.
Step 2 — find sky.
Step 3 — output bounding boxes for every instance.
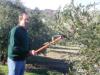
[20,0,100,10]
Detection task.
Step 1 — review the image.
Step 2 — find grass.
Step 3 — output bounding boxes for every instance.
[0,64,62,75]
[0,64,46,75]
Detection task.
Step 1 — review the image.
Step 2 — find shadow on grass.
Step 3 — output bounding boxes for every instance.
[0,73,5,75]
[26,68,49,75]
[0,69,5,75]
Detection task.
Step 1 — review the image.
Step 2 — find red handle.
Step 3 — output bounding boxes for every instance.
[33,35,63,54]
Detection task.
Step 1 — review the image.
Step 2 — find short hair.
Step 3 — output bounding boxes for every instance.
[18,11,27,22]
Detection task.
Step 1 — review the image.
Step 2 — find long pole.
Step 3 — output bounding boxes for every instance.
[34,35,63,54]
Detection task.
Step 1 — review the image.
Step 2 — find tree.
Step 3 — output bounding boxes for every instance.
[28,8,52,50]
[0,0,24,53]
[54,0,100,74]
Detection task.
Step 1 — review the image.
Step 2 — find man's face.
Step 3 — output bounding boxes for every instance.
[21,13,29,29]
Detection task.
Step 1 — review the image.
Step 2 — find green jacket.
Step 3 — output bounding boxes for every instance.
[8,26,30,60]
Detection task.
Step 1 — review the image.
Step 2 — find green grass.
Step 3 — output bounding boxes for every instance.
[0,64,45,75]
[0,64,62,75]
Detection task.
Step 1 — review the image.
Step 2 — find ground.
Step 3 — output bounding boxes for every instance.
[0,46,80,75]
[0,63,62,75]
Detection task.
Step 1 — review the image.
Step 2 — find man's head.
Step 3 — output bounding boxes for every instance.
[18,12,29,29]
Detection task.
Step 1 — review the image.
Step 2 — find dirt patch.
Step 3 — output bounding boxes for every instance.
[46,51,83,61]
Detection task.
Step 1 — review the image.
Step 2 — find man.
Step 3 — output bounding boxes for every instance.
[7,11,36,75]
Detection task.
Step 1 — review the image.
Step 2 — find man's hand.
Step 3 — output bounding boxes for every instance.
[29,50,37,55]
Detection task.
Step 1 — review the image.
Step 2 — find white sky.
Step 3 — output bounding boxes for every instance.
[20,0,100,10]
